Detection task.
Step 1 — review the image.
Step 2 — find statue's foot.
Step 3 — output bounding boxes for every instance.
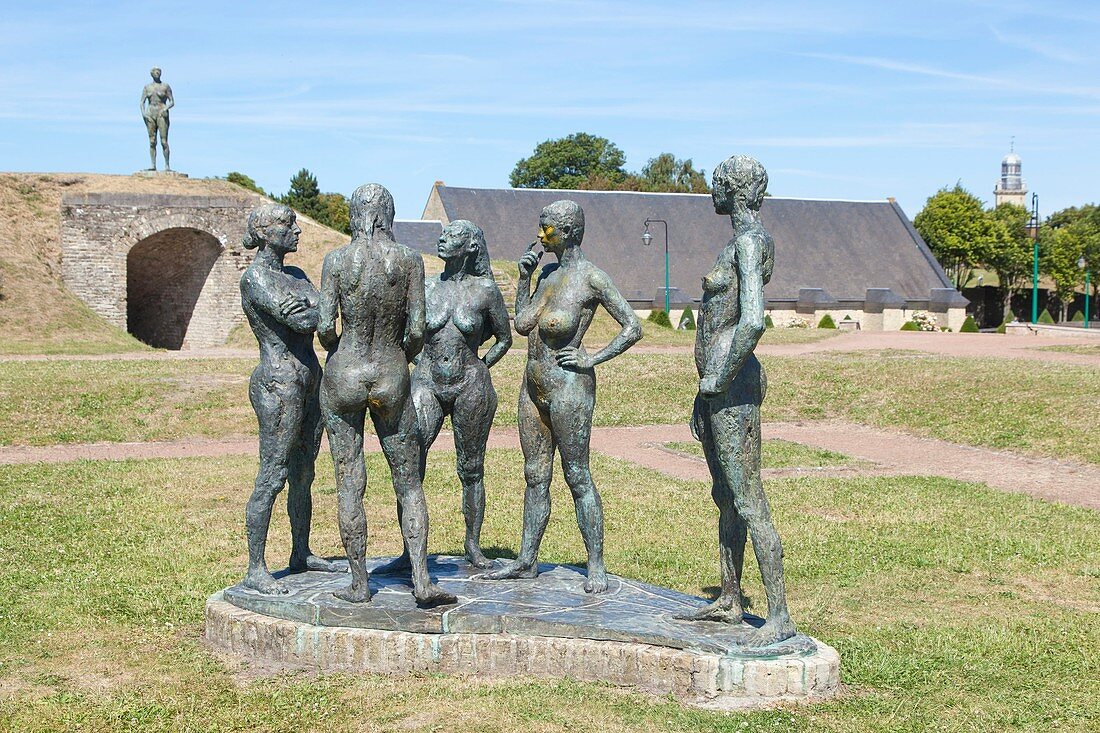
[289,553,340,573]
[583,568,609,594]
[414,583,458,608]
[373,553,412,575]
[464,541,494,569]
[675,596,744,623]
[731,618,797,648]
[242,569,287,595]
[481,560,538,581]
[333,580,372,604]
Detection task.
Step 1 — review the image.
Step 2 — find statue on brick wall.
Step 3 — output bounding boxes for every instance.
[139,67,174,171]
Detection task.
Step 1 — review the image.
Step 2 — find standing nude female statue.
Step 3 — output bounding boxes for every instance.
[376,220,512,573]
[681,155,796,647]
[318,183,457,607]
[484,200,642,593]
[139,67,174,171]
[239,203,338,594]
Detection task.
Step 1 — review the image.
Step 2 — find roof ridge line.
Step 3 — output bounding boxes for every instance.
[436,184,888,204]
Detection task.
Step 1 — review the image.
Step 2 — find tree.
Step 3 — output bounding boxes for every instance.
[987,203,1032,319]
[317,193,351,235]
[1042,205,1100,322]
[510,133,627,189]
[639,153,710,193]
[1040,217,1099,321]
[226,171,265,195]
[913,184,1000,289]
[281,168,323,221]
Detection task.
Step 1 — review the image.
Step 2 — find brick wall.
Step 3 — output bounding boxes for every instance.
[60,193,253,349]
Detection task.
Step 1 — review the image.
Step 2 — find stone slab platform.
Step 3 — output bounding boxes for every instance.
[207,557,839,707]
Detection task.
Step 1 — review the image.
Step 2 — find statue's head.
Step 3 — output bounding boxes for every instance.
[150,67,162,82]
[711,155,768,214]
[537,200,585,253]
[438,219,491,276]
[349,183,395,239]
[243,203,299,254]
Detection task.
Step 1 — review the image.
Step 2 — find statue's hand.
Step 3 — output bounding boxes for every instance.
[279,293,309,318]
[699,375,723,399]
[555,346,592,371]
[518,241,543,279]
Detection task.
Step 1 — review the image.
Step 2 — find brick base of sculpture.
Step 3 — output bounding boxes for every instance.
[204,557,839,708]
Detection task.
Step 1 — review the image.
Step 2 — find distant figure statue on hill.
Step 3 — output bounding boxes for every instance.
[682,154,796,647]
[139,67,174,171]
[239,202,339,595]
[318,183,457,608]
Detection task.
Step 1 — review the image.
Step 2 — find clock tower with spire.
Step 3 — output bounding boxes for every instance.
[994,139,1027,208]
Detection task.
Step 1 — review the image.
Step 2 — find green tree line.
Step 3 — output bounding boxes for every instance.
[914,185,1099,322]
[509,132,711,193]
[225,169,351,235]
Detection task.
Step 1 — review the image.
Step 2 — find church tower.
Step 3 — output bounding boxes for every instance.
[994,140,1027,208]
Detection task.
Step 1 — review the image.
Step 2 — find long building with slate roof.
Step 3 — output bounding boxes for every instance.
[417,182,967,331]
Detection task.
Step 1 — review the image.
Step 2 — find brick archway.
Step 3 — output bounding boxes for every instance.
[61,193,256,349]
[126,228,223,349]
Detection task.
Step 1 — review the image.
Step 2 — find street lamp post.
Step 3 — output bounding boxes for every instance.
[1031,193,1040,324]
[642,218,670,316]
[1079,257,1091,329]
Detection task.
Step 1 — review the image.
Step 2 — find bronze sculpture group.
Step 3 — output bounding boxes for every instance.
[240,155,797,647]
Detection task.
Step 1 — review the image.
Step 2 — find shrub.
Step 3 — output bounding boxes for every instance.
[779,315,810,329]
[996,321,1007,334]
[817,314,837,329]
[910,311,940,331]
[226,171,265,195]
[646,309,672,328]
[677,307,696,330]
[1038,308,1055,324]
[1071,310,1085,322]
[900,320,921,331]
[960,315,979,332]
[764,314,774,329]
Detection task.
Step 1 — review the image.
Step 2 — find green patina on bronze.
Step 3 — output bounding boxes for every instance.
[684,155,797,647]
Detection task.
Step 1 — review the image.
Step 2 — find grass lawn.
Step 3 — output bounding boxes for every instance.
[1036,344,1100,355]
[664,439,857,468]
[1,351,1097,465]
[0,450,1096,731]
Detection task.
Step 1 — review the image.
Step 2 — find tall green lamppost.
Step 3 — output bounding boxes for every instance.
[642,218,670,315]
[1079,256,1091,329]
[1031,192,1040,324]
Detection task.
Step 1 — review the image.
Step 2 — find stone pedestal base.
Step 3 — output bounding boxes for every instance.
[204,558,839,708]
[133,170,188,178]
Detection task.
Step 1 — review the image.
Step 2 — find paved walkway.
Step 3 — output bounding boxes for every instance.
[3,422,1095,510]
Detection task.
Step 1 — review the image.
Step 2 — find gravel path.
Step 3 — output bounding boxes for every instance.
[3,422,1095,510]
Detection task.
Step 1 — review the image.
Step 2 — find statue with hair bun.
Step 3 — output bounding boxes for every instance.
[681,155,796,647]
[239,202,339,595]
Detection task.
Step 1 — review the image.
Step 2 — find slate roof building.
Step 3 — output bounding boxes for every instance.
[418,182,967,331]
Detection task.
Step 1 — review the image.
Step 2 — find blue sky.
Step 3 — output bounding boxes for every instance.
[1,1,1097,220]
